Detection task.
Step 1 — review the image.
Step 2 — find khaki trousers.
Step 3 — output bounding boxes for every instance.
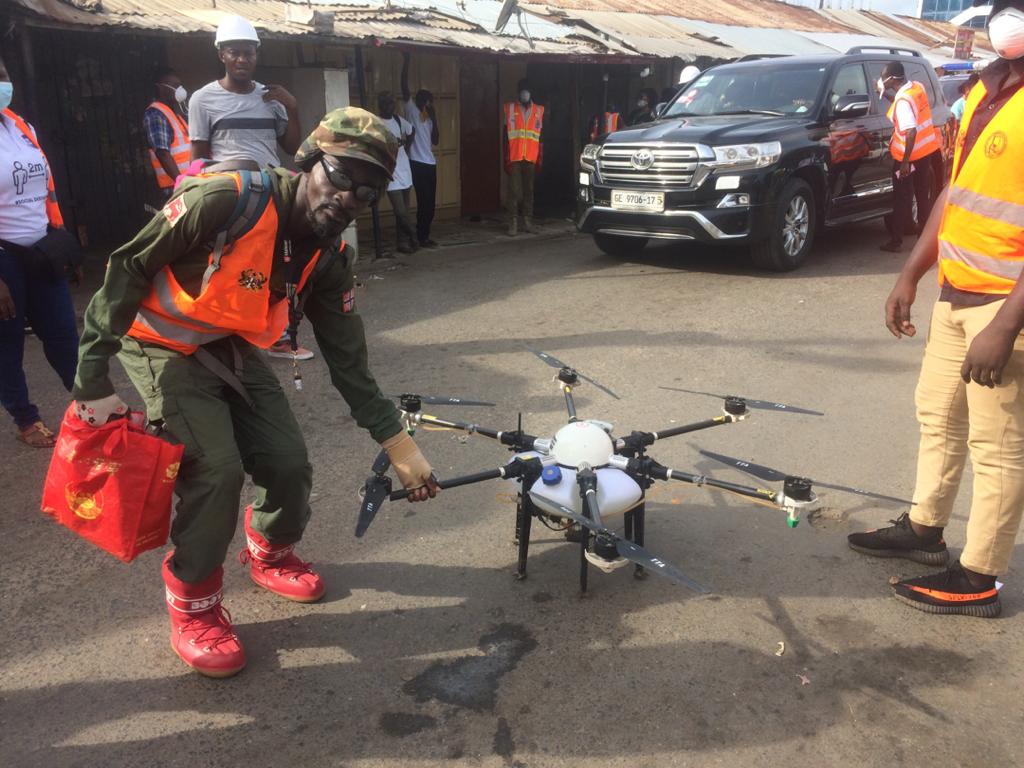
[911,300,1024,575]
[507,160,535,220]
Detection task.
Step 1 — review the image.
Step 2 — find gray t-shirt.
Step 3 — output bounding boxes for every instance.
[188,80,288,167]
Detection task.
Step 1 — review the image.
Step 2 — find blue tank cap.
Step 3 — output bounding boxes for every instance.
[541,465,562,486]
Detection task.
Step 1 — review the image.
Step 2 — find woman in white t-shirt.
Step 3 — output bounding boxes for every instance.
[0,57,79,447]
[378,91,418,254]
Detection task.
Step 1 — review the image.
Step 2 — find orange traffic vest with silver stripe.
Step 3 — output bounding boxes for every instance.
[590,112,620,141]
[937,82,1024,294]
[886,82,940,162]
[1,108,64,227]
[505,102,544,163]
[127,172,323,355]
[147,101,191,189]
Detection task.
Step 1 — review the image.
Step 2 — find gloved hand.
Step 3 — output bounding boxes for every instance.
[381,430,439,502]
[75,394,129,427]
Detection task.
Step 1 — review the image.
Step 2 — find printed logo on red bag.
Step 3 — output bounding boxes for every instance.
[65,484,102,520]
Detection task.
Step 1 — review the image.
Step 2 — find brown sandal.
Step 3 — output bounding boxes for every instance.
[17,421,56,448]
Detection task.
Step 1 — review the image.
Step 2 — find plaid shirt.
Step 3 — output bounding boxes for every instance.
[143,106,178,151]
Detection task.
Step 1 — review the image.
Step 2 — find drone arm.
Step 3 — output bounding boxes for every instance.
[612,455,779,505]
[615,413,742,453]
[576,465,603,527]
[413,412,501,439]
[563,386,578,422]
[388,456,542,501]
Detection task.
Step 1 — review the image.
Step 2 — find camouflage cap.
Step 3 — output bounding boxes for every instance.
[294,107,398,179]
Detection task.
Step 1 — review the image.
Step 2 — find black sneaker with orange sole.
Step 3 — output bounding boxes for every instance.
[891,562,1001,618]
[847,512,949,566]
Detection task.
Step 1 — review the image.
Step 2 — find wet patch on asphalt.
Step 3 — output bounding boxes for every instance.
[379,712,437,737]
[403,623,538,711]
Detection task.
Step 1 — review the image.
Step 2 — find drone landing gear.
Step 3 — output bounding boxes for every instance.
[513,460,544,582]
[624,506,648,580]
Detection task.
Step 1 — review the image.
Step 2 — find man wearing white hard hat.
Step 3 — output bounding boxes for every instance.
[189,15,311,360]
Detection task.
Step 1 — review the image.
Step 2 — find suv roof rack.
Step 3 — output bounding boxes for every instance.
[845,46,922,57]
[736,54,791,62]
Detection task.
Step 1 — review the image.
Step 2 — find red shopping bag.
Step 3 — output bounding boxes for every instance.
[40,404,184,562]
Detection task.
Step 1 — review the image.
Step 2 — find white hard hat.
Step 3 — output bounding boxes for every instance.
[679,65,702,85]
[215,15,260,48]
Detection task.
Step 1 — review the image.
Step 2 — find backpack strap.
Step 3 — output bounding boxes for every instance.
[199,170,272,292]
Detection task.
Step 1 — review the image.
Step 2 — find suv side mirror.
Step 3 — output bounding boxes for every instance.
[655,102,668,117]
[832,94,869,119]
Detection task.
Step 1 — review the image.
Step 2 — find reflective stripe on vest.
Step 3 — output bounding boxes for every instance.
[887,82,940,162]
[590,112,620,142]
[506,102,544,163]
[1,108,64,227]
[937,83,1024,294]
[147,102,191,189]
[126,172,326,355]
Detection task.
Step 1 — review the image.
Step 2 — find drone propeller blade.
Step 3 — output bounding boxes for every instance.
[699,450,913,506]
[526,347,620,400]
[615,539,710,594]
[659,386,823,416]
[355,477,391,538]
[551,503,709,593]
[390,393,495,407]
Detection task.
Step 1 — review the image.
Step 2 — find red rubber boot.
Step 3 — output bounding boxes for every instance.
[240,506,325,602]
[162,553,246,678]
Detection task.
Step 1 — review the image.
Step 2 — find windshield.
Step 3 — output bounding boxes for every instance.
[664,65,828,118]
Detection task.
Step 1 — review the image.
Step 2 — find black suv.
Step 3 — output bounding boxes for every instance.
[577,49,954,270]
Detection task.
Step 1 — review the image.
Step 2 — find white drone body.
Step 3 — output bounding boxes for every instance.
[507,420,643,524]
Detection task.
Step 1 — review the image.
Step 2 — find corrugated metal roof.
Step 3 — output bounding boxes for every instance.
[545,10,738,58]
[524,0,849,31]
[674,19,837,56]
[12,0,634,55]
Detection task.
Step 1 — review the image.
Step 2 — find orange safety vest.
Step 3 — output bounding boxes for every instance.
[887,82,940,163]
[505,102,544,164]
[936,83,1024,294]
[1,108,64,227]
[147,101,191,189]
[590,112,621,142]
[127,172,324,355]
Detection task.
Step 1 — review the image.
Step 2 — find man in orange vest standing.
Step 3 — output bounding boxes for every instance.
[504,79,544,237]
[878,62,942,253]
[848,0,1024,618]
[143,68,190,204]
[70,109,440,676]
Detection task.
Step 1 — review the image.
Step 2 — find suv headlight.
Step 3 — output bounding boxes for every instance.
[708,141,782,171]
[580,143,600,168]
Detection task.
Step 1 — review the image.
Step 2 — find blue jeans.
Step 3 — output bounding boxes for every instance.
[0,248,79,429]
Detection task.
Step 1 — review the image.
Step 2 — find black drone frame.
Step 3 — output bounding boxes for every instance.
[357,367,817,595]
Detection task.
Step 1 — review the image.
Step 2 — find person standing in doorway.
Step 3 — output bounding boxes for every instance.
[504,79,544,237]
[188,15,311,360]
[143,68,190,205]
[878,61,941,253]
[401,52,440,249]
[0,54,79,447]
[377,91,417,255]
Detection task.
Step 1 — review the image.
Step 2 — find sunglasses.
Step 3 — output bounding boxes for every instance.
[320,157,382,204]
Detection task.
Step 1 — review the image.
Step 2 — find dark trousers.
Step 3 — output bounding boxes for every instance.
[507,160,536,220]
[388,187,418,249]
[118,337,312,583]
[410,160,437,243]
[0,248,79,429]
[887,155,934,244]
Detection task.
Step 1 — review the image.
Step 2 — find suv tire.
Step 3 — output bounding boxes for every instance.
[750,179,816,271]
[593,233,648,258]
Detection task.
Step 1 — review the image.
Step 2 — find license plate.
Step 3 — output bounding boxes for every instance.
[611,190,664,212]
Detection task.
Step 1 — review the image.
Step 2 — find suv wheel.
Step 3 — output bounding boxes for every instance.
[750,179,816,271]
[593,233,648,258]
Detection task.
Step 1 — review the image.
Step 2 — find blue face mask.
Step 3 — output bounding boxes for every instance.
[0,82,12,111]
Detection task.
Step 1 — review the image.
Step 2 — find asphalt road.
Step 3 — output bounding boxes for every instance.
[2,220,1021,768]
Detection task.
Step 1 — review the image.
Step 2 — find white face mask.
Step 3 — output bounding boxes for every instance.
[989,7,1024,61]
[519,90,530,103]
[160,82,188,104]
